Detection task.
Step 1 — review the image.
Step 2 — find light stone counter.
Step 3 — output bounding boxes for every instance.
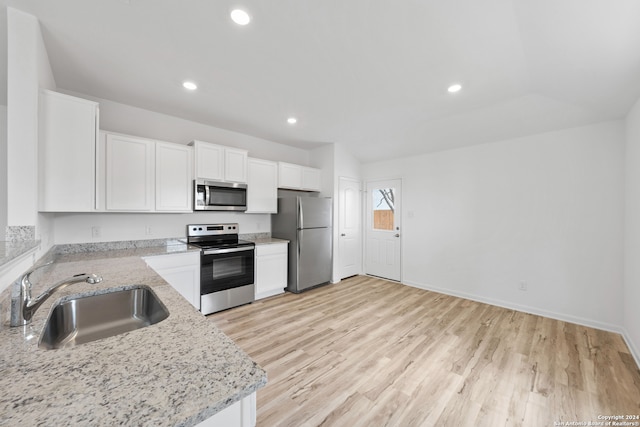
[249,237,290,245]
[240,233,289,246]
[0,241,266,427]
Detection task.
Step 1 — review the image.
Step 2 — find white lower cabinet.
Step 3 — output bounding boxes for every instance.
[255,243,288,300]
[195,392,256,427]
[144,252,200,310]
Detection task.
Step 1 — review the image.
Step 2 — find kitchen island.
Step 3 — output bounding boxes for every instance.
[0,241,266,427]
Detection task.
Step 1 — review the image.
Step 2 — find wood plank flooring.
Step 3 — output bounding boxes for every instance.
[209,275,640,427]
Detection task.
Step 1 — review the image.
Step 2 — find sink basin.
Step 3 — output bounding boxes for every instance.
[39,285,170,349]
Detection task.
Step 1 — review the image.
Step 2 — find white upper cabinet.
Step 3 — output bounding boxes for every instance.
[246,158,278,213]
[225,148,249,183]
[98,132,194,212]
[105,133,155,211]
[38,90,99,212]
[278,162,302,189]
[301,167,321,191]
[190,140,247,183]
[192,140,224,181]
[278,162,321,192]
[156,142,193,212]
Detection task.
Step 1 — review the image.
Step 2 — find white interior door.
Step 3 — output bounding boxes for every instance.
[338,177,362,279]
[365,179,401,281]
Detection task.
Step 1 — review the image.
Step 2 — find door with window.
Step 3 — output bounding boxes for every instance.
[365,179,401,281]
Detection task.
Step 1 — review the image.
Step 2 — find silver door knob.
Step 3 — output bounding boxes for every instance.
[394,234,400,237]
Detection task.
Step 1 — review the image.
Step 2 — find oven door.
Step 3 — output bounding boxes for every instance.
[201,247,255,295]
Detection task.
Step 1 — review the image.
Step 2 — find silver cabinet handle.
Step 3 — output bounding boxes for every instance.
[394,234,400,237]
[341,233,346,237]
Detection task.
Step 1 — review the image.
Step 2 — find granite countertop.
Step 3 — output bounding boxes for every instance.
[238,233,288,246]
[250,237,289,245]
[0,241,266,427]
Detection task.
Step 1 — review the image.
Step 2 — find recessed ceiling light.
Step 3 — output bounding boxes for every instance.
[231,9,251,25]
[183,81,197,91]
[287,117,297,125]
[448,83,462,93]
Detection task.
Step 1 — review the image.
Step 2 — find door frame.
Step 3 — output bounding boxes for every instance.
[337,176,363,280]
[364,177,403,282]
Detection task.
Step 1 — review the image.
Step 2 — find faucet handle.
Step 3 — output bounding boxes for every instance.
[20,261,54,289]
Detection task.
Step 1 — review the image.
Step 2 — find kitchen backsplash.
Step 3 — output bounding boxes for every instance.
[239,232,271,241]
[5,226,35,242]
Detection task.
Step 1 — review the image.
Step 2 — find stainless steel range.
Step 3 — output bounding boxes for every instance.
[187,223,255,315]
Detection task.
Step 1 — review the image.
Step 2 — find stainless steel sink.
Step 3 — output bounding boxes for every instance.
[39,285,169,349]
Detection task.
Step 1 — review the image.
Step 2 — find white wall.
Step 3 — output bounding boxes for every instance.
[363,121,625,331]
[6,7,55,236]
[0,8,55,293]
[0,105,7,237]
[311,143,362,283]
[53,211,270,244]
[63,92,311,165]
[624,98,640,364]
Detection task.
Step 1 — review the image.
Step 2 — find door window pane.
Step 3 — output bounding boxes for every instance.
[372,188,395,230]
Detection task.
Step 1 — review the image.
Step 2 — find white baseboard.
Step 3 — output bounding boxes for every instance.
[621,328,640,371]
[402,279,624,334]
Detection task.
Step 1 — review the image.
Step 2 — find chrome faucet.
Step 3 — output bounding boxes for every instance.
[10,262,103,327]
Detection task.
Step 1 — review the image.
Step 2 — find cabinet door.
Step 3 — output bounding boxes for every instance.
[145,252,201,310]
[246,158,277,213]
[195,393,256,427]
[156,142,193,211]
[225,148,248,183]
[105,134,155,211]
[38,90,98,212]
[278,162,302,189]
[301,167,321,191]
[255,243,288,300]
[192,140,224,181]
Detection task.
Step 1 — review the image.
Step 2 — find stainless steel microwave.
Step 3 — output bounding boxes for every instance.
[194,180,247,211]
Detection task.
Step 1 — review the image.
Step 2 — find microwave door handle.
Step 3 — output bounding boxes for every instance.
[204,185,211,206]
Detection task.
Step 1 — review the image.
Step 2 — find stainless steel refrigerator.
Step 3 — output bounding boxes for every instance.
[271,196,332,293]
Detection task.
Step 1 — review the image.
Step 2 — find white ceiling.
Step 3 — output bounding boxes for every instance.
[2,0,640,163]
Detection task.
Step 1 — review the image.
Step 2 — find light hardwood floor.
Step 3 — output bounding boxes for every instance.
[209,275,640,427]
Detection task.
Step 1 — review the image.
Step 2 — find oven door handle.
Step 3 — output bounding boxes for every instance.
[203,247,254,255]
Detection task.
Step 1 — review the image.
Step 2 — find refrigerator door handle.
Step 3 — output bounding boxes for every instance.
[298,199,304,229]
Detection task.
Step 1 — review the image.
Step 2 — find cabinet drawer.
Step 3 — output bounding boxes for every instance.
[256,243,288,257]
[145,251,200,270]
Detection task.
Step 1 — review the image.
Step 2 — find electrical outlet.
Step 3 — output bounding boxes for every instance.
[519,281,528,291]
[145,226,152,235]
[91,226,101,238]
